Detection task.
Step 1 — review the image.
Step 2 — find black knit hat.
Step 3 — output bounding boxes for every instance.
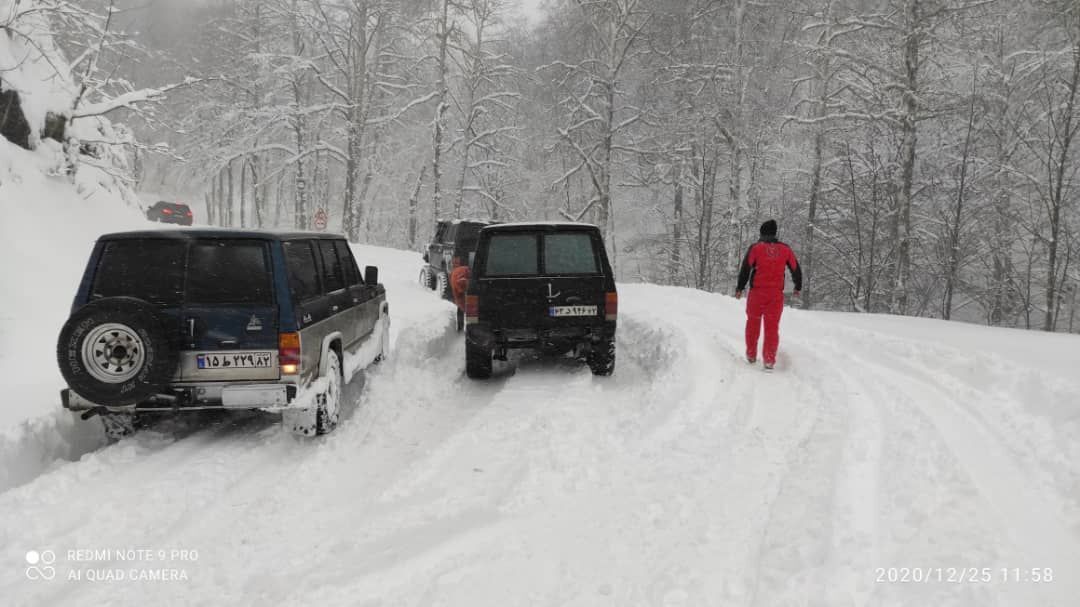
[760,219,778,237]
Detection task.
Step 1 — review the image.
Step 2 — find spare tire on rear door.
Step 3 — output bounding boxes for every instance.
[56,297,178,406]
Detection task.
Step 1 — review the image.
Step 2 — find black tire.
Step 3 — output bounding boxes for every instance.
[465,340,492,379]
[587,339,616,376]
[419,267,436,290]
[456,308,465,332]
[437,270,452,301]
[56,297,178,406]
[316,350,343,435]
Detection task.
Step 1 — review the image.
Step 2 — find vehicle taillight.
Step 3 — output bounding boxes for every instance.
[279,332,301,375]
[605,292,618,321]
[162,208,173,215]
[185,210,192,217]
[465,295,479,324]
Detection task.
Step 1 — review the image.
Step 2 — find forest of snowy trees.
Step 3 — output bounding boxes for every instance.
[5,0,1079,332]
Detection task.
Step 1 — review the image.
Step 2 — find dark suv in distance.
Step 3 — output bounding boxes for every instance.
[56,229,389,438]
[146,201,194,225]
[464,222,617,378]
[420,219,492,299]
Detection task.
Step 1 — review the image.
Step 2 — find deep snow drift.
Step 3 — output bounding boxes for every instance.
[1,225,1078,605]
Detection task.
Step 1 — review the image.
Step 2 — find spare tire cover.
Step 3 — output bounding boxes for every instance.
[56,297,178,406]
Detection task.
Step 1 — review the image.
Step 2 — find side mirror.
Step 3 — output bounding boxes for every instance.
[364,265,379,286]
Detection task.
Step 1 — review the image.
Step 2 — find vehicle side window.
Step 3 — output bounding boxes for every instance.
[283,241,321,302]
[334,240,362,286]
[544,233,599,274]
[318,240,345,292]
[484,234,538,276]
[434,222,448,243]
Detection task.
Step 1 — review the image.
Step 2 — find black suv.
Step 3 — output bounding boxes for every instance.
[56,229,389,438]
[146,201,194,225]
[464,222,617,378]
[420,219,492,299]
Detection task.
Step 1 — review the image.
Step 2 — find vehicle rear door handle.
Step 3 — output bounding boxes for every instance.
[331,305,340,312]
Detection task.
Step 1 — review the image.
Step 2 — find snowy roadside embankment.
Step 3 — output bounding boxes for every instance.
[0,140,145,490]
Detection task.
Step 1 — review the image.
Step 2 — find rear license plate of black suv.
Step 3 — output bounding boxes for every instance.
[197,351,274,369]
[548,306,598,317]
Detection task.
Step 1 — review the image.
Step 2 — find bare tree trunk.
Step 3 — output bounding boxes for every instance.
[240,157,248,228]
[408,165,427,248]
[805,129,824,309]
[944,69,978,320]
[343,0,370,241]
[1044,43,1080,331]
[291,0,310,230]
[250,160,263,228]
[431,0,451,222]
[670,169,683,280]
[227,161,235,227]
[892,0,921,315]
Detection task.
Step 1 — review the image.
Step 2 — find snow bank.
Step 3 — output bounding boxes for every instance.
[0,0,74,146]
[0,138,144,489]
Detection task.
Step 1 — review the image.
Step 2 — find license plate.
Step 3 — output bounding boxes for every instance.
[549,305,598,317]
[196,351,274,369]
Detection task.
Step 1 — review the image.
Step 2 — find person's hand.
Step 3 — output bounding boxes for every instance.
[793,290,801,297]
[735,290,743,300]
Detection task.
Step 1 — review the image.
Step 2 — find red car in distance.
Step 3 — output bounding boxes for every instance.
[146,201,193,225]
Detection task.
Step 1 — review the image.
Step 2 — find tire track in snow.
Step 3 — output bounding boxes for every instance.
[845,351,1080,605]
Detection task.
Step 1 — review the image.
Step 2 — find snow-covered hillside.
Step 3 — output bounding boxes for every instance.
[2,233,1078,606]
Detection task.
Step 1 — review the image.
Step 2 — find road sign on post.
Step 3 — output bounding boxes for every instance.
[314,208,328,231]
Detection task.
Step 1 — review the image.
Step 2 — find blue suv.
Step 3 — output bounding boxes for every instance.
[56,229,389,438]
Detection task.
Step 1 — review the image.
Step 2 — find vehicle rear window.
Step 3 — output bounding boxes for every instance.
[544,233,599,274]
[186,240,272,304]
[318,240,345,292]
[92,239,186,305]
[284,241,321,302]
[484,234,538,275]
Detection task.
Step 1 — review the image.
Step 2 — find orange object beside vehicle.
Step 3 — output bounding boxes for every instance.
[450,265,471,310]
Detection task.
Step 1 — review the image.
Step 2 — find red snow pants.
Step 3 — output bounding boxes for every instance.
[745,288,785,364]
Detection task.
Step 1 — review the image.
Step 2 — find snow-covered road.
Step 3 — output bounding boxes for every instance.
[2,245,1078,606]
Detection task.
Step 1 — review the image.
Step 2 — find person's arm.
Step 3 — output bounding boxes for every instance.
[735,245,755,296]
[787,246,803,293]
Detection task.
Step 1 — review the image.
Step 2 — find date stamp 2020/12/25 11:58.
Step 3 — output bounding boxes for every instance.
[875,567,1055,585]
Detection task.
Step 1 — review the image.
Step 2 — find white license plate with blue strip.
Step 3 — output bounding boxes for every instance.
[197,351,274,369]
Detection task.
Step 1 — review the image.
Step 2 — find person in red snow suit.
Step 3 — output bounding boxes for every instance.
[735,219,802,369]
[451,263,471,331]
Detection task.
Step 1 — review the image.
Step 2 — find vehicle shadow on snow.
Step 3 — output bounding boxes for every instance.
[488,350,594,379]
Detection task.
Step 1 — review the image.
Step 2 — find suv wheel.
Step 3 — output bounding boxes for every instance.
[56,297,178,406]
[465,340,492,379]
[436,271,451,301]
[315,350,343,435]
[419,267,435,290]
[587,339,616,376]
